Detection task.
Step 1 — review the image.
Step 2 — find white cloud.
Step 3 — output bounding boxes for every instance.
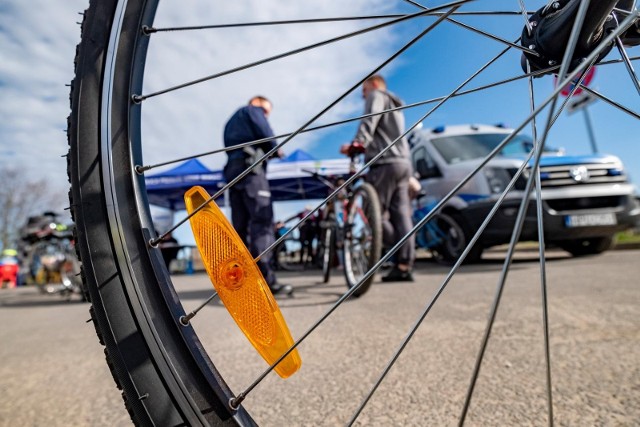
[0,0,400,195]
[140,0,397,170]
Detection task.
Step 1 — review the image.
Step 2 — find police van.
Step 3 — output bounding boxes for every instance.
[409,123,640,262]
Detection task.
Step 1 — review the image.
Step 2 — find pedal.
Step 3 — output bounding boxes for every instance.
[184,186,301,378]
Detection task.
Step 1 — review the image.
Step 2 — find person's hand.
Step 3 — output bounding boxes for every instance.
[268,148,285,159]
[340,141,365,156]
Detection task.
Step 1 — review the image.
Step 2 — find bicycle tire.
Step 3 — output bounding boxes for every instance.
[320,226,336,283]
[68,1,254,425]
[342,183,382,297]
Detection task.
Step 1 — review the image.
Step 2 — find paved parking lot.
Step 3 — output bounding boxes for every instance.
[1,249,639,426]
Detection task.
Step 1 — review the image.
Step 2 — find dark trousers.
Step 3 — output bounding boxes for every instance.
[226,165,277,286]
[366,162,415,266]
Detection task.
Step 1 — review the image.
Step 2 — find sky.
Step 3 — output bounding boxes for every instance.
[1,0,639,239]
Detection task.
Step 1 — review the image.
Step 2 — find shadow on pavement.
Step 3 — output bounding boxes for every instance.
[0,288,87,308]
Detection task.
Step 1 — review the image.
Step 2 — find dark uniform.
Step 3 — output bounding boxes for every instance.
[223,105,278,287]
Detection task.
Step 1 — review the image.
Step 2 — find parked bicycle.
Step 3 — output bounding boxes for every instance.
[413,199,483,264]
[306,148,383,297]
[272,207,320,272]
[18,213,84,301]
[271,222,303,271]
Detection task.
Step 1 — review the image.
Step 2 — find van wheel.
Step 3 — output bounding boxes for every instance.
[558,236,614,257]
[430,212,483,264]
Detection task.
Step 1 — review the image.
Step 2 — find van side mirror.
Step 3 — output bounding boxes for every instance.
[416,158,440,179]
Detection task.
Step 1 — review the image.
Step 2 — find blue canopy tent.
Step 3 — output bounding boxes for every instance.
[145,159,225,211]
[266,149,351,201]
[145,150,351,210]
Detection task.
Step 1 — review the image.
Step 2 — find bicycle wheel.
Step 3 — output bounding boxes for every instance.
[342,183,382,297]
[273,237,302,271]
[425,212,483,264]
[67,1,639,425]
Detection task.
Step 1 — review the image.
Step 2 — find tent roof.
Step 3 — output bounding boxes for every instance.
[154,158,213,176]
[145,159,225,210]
[278,149,317,163]
[145,154,353,209]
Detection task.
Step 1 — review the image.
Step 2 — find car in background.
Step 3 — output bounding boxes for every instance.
[410,123,640,262]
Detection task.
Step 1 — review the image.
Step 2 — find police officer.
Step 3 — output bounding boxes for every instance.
[223,96,293,296]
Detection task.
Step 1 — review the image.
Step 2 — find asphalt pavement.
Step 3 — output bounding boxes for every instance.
[1,248,639,426]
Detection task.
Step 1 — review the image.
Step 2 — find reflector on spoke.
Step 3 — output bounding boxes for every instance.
[184,186,301,379]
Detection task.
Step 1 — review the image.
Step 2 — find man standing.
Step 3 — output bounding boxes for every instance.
[223,96,292,295]
[340,75,415,282]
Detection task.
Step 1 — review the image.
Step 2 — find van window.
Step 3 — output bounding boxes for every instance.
[431,133,545,164]
[412,146,440,179]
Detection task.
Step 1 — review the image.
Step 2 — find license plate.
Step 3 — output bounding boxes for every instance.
[565,213,617,227]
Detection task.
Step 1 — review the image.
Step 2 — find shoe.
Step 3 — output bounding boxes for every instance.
[269,283,294,296]
[381,266,414,282]
[380,260,394,271]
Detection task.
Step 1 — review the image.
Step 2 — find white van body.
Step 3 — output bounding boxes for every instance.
[410,124,640,261]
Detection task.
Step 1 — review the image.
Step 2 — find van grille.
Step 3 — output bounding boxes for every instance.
[537,163,626,187]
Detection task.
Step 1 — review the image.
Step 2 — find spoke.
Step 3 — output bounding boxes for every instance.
[526,63,554,427]
[614,36,640,96]
[402,0,538,55]
[146,10,540,33]
[145,15,410,32]
[613,6,636,16]
[518,0,533,36]
[459,1,593,423]
[425,10,536,16]
[134,3,466,102]
[401,0,535,16]
[578,84,640,119]
[179,292,219,326]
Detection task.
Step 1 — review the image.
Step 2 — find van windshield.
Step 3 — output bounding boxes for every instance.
[431,133,551,164]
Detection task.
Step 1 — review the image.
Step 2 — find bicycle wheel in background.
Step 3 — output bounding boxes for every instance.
[273,236,302,271]
[342,183,382,297]
[66,0,639,425]
[425,212,483,264]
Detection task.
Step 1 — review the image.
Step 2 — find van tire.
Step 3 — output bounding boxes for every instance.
[558,236,614,257]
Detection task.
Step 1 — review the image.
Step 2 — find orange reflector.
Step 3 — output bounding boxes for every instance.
[184,186,301,378]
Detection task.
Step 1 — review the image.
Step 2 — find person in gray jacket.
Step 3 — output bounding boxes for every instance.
[340,75,415,282]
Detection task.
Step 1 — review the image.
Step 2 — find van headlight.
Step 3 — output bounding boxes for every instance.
[484,168,512,194]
